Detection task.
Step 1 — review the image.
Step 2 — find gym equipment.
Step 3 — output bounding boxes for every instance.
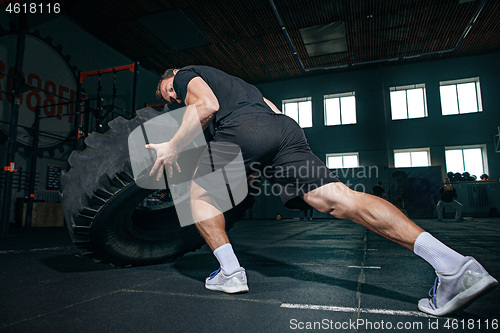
[60,107,253,267]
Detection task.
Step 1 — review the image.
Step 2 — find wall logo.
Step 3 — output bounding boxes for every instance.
[0,33,79,148]
[128,106,248,227]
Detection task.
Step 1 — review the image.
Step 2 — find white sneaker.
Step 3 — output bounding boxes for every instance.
[205,267,249,294]
[418,256,498,316]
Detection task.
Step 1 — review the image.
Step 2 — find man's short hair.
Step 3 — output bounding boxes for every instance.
[377,181,382,186]
[155,68,177,100]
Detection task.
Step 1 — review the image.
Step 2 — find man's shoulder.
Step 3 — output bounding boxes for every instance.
[173,67,202,87]
[176,66,227,85]
[179,65,217,74]
[176,65,197,77]
[173,67,206,101]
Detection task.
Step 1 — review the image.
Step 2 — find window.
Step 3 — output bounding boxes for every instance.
[324,92,356,125]
[440,78,483,115]
[394,148,430,167]
[445,145,487,178]
[326,153,359,169]
[390,84,428,120]
[282,97,312,128]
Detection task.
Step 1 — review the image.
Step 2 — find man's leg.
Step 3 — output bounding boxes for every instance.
[190,181,248,293]
[436,201,444,220]
[451,200,463,220]
[303,182,423,250]
[302,183,462,271]
[302,182,497,316]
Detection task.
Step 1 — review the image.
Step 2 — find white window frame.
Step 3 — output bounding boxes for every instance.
[326,152,359,169]
[324,92,357,126]
[393,148,431,168]
[439,77,483,115]
[444,144,488,177]
[390,84,428,120]
[282,97,313,128]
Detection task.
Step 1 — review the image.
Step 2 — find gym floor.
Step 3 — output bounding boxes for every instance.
[1,218,499,333]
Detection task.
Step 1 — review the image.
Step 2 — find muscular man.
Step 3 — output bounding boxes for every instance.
[147,65,496,316]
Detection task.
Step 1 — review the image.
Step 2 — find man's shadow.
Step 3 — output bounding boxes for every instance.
[172,247,489,320]
[173,245,421,305]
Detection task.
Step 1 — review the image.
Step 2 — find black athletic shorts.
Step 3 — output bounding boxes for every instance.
[194,112,340,210]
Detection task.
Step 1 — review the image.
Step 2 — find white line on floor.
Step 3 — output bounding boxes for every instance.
[280,303,435,318]
[348,265,381,269]
[0,246,73,254]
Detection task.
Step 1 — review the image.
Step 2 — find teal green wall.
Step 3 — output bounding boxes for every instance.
[256,52,500,180]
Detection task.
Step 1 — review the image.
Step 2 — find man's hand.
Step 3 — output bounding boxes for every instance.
[145,142,181,180]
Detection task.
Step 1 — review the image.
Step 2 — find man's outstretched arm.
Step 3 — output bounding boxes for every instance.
[148,77,219,179]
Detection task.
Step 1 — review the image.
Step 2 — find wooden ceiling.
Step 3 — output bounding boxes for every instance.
[65,0,500,84]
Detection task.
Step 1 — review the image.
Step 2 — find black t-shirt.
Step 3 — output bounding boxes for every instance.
[173,66,274,129]
[439,187,457,203]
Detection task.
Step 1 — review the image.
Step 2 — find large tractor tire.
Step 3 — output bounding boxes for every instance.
[61,107,252,267]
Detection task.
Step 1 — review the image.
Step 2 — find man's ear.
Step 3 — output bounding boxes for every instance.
[173,69,179,75]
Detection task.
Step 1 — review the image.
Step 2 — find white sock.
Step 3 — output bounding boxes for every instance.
[414,232,465,274]
[213,243,241,275]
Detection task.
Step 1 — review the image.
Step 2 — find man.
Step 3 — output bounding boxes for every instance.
[147,65,497,316]
[372,181,387,200]
[436,178,463,221]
